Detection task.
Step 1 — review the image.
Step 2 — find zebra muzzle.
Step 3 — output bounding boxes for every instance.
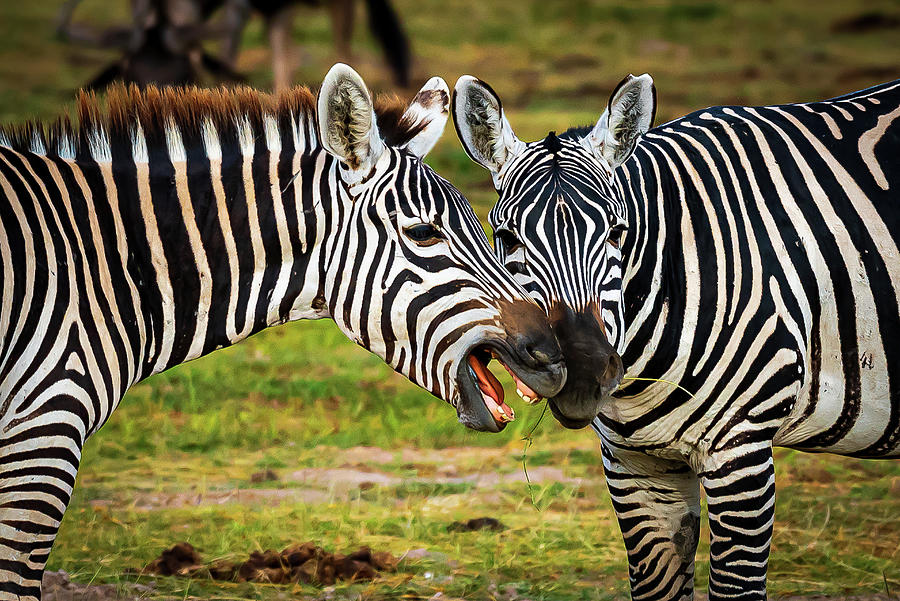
[465,346,549,425]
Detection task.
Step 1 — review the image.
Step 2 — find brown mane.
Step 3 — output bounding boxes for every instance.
[0,84,424,158]
[374,93,430,148]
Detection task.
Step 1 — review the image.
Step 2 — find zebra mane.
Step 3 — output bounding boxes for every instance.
[0,84,420,160]
[559,125,594,140]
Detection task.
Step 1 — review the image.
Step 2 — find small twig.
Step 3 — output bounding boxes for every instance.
[620,376,697,399]
[521,403,548,510]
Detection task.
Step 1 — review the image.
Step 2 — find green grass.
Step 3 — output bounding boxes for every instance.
[1,0,899,598]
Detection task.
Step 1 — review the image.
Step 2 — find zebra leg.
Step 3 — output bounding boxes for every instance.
[0,409,85,600]
[699,446,775,600]
[604,443,701,601]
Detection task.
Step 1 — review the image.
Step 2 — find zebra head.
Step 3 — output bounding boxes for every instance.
[451,74,656,428]
[314,65,566,432]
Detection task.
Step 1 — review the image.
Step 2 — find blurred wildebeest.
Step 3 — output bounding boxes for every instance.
[57,0,411,91]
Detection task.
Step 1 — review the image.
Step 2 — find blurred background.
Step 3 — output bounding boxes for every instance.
[1,1,899,599]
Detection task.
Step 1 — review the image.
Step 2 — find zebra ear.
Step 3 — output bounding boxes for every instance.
[398,76,451,159]
[585,73,656,169]
[452,76,523,175]
[317,63,386,177]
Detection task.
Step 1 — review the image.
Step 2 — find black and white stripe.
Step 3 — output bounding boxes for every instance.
[0,64,565,600]
[453,76,900,600]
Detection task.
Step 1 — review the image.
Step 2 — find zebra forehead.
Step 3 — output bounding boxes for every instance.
[491,137,624,227]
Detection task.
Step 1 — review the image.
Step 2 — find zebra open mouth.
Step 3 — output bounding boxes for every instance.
[464,346,545,427]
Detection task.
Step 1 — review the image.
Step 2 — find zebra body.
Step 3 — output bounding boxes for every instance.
[0,65,566,600]
[453,77,899,599]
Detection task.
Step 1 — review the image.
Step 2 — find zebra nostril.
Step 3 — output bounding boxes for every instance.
[599,352,624,394]
[529,347,551,364]
[523,343,563,368]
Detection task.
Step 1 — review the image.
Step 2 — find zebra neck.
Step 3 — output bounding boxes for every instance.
[116,118,336,382]
[615,143,690,383]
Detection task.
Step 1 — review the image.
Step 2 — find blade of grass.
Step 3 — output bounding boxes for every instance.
[521,403,549,509]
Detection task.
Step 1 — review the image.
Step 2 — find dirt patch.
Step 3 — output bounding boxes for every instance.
[286,464,582,490]
[333,445,510,467]
[121,463,590,511]
[447,517,506,532]
[42,571,156,601]
[288,468,401,492]
[250,469,279,483]
[831,12,900,33]
[131,487,333,509]
[141,541,399,586]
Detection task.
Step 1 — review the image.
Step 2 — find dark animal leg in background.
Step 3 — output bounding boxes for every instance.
[218,0,253,69]
[604,443,699,601]
[330,0,356,63]
[201,52,246,82]
[54,0,134,48]
[267,6,297,93]
[363,0,410,87]
[86,62,127,91]
[54,0,85,38]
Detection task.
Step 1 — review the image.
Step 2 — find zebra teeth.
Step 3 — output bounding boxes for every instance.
[481,391,515,423]
[503,363,543,405]
[516,387,542,405]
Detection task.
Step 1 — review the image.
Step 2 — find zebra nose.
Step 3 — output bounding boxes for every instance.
[515,335,565,369]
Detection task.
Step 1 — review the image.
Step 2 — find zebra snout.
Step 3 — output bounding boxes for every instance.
[543,303,621,428]
[495,299,567,398]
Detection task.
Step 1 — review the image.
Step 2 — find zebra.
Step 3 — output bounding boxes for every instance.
[452,74,900,599]
[0,63,568,600]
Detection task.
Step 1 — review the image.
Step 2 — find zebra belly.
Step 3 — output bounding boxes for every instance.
[773,233,898,457]
[775,358,897,457]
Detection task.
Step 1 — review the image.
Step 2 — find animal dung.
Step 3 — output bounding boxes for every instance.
[446,517,506,532]
[141,541,399,585]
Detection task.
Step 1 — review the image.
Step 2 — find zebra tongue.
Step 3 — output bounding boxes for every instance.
[467,354,515,423]
[502,363,543,405]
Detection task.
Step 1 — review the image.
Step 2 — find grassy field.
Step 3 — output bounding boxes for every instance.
[1,0,899,599]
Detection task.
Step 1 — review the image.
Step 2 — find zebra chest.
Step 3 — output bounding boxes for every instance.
[598,395,716,459]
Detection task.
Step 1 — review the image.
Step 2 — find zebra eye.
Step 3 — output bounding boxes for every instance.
[608,225,625,249]
[494,229,523,255]
[403,223,444,246]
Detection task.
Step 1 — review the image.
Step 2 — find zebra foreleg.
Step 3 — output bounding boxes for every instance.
[603,443,701,601]
[698,445,775,601]
[0,412,84,600]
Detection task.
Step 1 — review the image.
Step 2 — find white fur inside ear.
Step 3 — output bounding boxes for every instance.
[453,76,522,174]
[317,63,385,172]
[584,73,656,169]
[401,76,451,159]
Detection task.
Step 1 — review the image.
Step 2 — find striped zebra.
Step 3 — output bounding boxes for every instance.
[452,75,900,599]
[0,64,568,600]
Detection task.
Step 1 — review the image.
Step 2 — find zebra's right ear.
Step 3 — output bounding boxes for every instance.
[317,63,386,182]
[584,73,656,169]
[452,76,523,177]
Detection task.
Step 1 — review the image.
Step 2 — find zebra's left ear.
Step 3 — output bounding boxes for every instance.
[584,73,656,169]
[397,77,451,159]
[317,63,386,180]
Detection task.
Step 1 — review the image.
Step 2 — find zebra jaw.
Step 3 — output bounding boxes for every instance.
[466,349,545,424]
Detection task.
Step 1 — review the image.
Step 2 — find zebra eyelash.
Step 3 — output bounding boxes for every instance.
[607,224,626,249]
